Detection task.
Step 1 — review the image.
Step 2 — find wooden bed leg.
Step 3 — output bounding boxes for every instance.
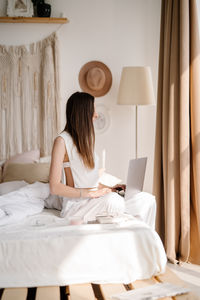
[60,286,68,300]
[65,285,70,299]
[27,288,37,300]
[91,284,105,300]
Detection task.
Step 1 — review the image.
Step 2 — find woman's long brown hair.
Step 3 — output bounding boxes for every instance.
[64,92,95,169]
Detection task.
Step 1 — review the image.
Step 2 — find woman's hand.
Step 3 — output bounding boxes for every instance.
[82,187,112,199]
[111,184,126,193]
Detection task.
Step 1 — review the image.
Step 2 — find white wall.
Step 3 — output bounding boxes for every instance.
[0,0,161,192]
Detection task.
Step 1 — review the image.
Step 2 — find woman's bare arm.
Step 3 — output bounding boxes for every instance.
[98,183,126,192]
[49,137,111,199]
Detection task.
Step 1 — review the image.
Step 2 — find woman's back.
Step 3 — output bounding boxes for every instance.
[58,131,99,189]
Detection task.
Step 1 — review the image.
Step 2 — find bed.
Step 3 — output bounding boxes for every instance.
[0,151,168,299]
[0,210,198,300]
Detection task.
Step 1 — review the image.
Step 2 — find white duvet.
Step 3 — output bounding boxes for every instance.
[0,182,49,225]
[0,209,167,288]
[0,182,167,288]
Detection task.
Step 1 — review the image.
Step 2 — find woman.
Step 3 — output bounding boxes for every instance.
[49,91,125,222]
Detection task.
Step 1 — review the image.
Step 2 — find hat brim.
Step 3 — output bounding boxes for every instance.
[78,61,112,97]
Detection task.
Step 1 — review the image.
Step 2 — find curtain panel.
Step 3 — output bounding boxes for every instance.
[153,0,200,264]
[0,32,61,160]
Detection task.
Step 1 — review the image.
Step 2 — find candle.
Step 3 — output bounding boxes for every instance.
[69,216,83,225]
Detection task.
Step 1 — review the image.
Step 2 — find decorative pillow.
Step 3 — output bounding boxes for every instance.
[99,171,122,187]
[3,163,50,184]
[0,181,28,195]
[39,156,51,163]
[3,150,40,177]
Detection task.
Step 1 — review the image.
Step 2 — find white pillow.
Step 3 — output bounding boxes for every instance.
[99,172,122,187]
[39,156,51,163]
[0,181,28,196]
[34,156,51,163]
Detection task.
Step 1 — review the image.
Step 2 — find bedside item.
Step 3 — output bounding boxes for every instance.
[117,67,155,158]
[7,0,34,17]
[93,104,111,133]
[79,61,112,97]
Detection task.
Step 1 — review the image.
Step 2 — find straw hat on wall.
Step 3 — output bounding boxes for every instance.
[78,61,112,97]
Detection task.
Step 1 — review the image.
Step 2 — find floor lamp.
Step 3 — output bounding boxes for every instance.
[117,66,155,159]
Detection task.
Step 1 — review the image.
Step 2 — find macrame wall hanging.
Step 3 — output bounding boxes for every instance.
[0,32,61,160]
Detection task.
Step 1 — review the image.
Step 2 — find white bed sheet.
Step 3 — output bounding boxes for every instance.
[0,209,167,288]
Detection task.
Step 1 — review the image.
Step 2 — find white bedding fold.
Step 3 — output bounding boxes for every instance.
[0,182,49,226]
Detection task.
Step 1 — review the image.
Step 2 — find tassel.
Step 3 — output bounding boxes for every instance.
[34,72,38,91]
[2,74,7,110]
[33,72,38,108]
[18,58,21,77]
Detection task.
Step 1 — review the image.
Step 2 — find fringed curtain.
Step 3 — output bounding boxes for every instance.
[153,0,200,264]
[0,32,61,160]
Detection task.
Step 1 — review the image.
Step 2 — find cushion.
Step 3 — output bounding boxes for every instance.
[3,163,50,184]
[3,150,40,177]
[39,156,51,163]
[0,181,28,196]
[99,171,122,187]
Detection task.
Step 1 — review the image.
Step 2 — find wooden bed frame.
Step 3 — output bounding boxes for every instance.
[0,267,198,300]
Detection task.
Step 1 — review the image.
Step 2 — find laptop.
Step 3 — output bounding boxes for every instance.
[118,157,147,200]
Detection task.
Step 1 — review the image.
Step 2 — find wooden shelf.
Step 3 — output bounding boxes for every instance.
[0,16,68,24]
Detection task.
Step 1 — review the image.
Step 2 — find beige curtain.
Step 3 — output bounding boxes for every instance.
[153,0,200,264]
[0,32,61,160]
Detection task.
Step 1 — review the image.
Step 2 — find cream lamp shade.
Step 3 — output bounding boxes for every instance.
[117,66,155,159]
[117,66,155,105]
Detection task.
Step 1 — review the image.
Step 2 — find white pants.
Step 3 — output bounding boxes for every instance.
[56,191,156,229]
[125,192,156,230]
[60,192,125,222]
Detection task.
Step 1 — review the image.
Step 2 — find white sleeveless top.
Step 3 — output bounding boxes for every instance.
[58,131,99,189]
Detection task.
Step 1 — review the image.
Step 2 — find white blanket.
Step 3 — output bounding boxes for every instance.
[0,209,167,288]
[0,182,49,225]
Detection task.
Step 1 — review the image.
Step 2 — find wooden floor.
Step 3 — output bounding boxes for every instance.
[0,267,199,300]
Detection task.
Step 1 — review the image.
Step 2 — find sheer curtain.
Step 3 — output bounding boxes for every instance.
[153,0,200,264]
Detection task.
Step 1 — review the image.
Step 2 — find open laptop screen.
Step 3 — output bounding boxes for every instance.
[125,157,147,200]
